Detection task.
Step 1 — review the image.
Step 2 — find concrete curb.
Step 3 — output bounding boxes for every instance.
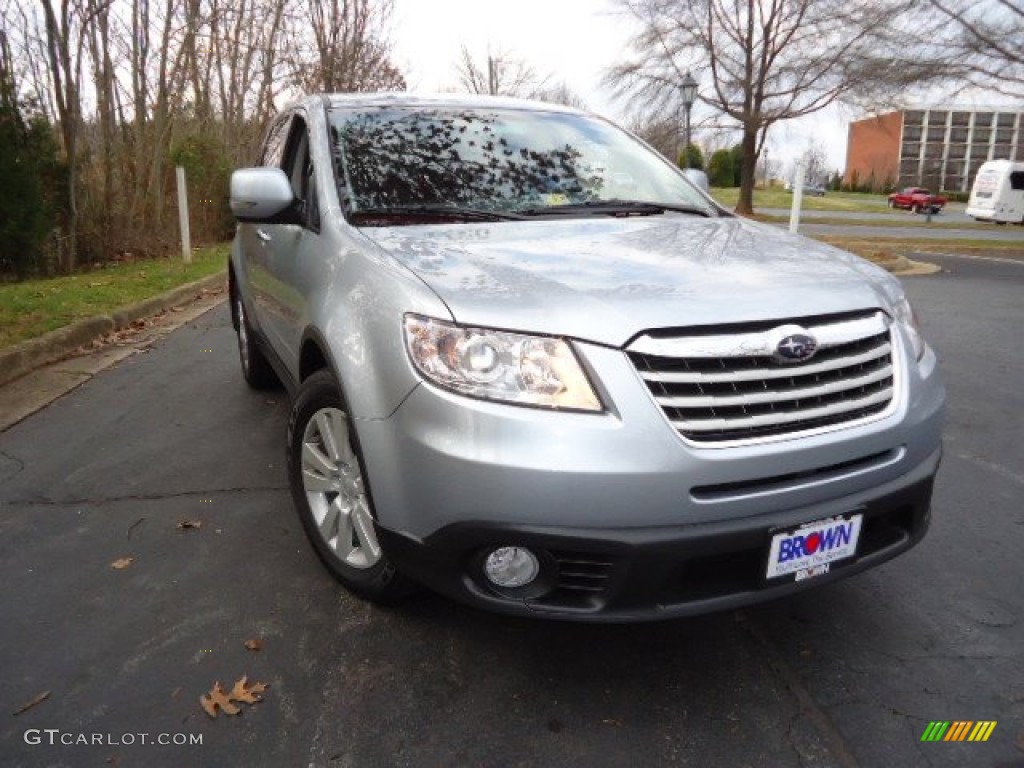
[0,272,226,388]
[870,254,941,276]
[893,259,943,276]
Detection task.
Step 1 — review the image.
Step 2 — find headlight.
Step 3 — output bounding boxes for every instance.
[893,297,925,360]
[403,314,602,411]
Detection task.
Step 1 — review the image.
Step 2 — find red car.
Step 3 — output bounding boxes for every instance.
[888,187,947,214]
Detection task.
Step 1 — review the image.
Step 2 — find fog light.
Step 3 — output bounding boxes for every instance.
[484,546,540,588]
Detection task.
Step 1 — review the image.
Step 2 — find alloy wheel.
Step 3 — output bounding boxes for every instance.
[300,407,382,569]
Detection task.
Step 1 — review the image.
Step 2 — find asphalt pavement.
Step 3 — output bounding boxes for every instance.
[1,254,1022,767]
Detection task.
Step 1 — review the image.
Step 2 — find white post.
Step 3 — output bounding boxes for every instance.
[789,156,806,234]
[176,165,192,264]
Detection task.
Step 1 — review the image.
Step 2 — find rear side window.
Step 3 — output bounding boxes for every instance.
[260,115,291,167]
[1010,171,1024,191]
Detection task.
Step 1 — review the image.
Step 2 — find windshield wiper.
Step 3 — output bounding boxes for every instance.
[515,199,713,218]
[350,205,525,223]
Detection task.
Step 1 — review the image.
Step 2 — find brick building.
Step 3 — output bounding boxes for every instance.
[844,107,1024,192]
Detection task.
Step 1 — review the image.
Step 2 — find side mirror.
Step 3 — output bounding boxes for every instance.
[230,167,296,222]
[683,168,710,193]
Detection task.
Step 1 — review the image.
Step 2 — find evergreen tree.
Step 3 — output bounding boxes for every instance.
[708,149,735,187]
[678,143,704,170]
[0,81,60,278]
[729,144,744,186]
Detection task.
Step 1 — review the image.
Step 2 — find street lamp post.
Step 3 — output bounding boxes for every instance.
[680,72,698,168]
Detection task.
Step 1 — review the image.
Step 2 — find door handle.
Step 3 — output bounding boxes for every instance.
[256,228,272,243]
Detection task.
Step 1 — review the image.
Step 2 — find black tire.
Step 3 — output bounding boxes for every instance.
[287,370,417,603]
[234,292,279,389]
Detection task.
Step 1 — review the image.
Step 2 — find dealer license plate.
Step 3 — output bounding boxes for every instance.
[765,514,863,581]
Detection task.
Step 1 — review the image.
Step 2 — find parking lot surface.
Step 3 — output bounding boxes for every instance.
[1,253,1022,767]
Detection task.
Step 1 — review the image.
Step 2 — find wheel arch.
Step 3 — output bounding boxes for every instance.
[228,262,240,330]
[297,327,364,417]
[299,328,335,384]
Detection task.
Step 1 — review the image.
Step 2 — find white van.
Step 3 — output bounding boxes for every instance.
[966,159,1024,224]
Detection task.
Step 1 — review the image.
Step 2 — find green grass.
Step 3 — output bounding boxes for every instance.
[816,235,1024,260]
[711,187,891,212]
[0,245,228,349]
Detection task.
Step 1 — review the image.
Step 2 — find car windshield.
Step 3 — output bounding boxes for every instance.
[328,105,715,222]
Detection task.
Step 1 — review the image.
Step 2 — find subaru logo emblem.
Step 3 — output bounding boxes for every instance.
[774,331,817,363]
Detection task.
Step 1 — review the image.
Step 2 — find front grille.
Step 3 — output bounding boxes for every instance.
[627,311,897,444]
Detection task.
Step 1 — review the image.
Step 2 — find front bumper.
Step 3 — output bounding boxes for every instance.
[376,446,939,621]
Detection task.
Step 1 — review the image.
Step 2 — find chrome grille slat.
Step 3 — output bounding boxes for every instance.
[628,311,897,444]
[669,387,894,432]
[654,364,893,408]
[638,342,891,384]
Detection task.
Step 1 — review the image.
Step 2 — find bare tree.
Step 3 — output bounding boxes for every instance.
[922,0,1024,98]
[534,82,588,110]
[39,0,90,271]
[455,45,548,97]
[606,0,950,213]
[627,114,680,161]
[84,0,117,254]
[802,140,830,186]
[295,0,405,93]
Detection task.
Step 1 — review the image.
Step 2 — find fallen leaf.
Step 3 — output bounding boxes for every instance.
[177,520,202,531]
[199,676,268,719]
[244,639,263,652]
[200,683,236,717]
[110,557,135,570]
[13,690,50,716]
[229,677,268,704]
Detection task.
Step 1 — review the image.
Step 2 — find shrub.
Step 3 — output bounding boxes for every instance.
[708,149,735,187]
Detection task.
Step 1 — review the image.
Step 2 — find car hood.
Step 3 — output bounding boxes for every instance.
[363,215,897,348]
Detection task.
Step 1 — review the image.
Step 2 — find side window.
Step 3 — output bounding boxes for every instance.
[280,116,320,232]
[1009,171,1024,191]
[260,115,291,168]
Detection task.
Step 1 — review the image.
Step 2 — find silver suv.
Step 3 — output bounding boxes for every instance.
[228,94,945,621]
